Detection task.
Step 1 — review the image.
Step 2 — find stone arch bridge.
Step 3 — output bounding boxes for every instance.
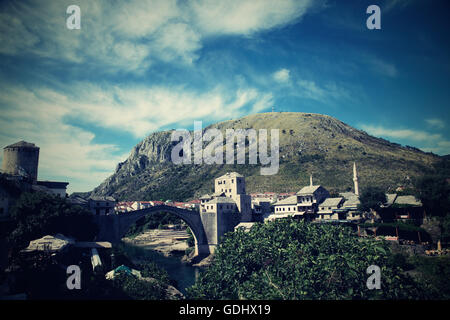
[94,205,228,255]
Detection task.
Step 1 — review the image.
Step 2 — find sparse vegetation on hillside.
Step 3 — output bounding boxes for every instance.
[90,112,440,201]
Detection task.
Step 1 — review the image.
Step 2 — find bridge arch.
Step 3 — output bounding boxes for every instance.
[114,205,209,256]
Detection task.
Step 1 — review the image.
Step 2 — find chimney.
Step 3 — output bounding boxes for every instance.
[310,174,313,187]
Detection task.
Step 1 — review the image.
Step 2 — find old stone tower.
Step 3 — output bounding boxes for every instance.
[1,141,40,182]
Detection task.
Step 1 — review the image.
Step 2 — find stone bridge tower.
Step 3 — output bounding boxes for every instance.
[2,141,39,182]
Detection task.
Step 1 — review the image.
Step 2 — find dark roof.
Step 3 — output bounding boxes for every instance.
[4,141,39,149]
[36,181,69,189]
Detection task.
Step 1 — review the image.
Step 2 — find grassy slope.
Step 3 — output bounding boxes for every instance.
[92,112,440,201]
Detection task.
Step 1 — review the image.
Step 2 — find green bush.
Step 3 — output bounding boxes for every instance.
[187,218,424,300]
[8,192,98,251]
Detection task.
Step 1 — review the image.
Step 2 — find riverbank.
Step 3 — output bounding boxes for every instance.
[123,229,189,257]
[116,240,200,295]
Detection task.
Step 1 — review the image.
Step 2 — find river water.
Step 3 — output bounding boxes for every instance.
[119,241,200,295]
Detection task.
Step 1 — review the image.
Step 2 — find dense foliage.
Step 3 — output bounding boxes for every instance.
[187,219,424,299]
[405,255,450,299]
[415,175,450,217]
[358,186,387,213]
[7,192,98,251]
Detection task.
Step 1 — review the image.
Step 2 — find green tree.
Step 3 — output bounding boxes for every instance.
[187,219,424,300]
[415,175,450,217]
[358,187,387,213]
[7,192,98,251]
[111,272,168,300]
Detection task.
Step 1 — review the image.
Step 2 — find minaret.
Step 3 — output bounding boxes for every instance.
[310,174,313,187]
[353,162,359,196]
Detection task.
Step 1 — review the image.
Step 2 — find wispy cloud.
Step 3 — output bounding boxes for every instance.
[0,81,273,191]
[0,84,128,193]
[58,83,273,137]
[360,124,450,155]
[367,57,398,78]
[383,0,416,13]
[295,79,351,104]
[0,0,317,73]
[189,0,314,36]
[425,118,445,129]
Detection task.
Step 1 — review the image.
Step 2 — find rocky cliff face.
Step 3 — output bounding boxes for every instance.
[90,112,440,201]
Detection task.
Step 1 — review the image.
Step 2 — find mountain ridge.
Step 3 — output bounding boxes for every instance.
[89,112,440,201]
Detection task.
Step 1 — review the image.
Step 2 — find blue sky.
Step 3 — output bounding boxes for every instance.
[0,0,449,193]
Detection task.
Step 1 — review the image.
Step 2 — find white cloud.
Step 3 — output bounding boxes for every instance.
[0,0,316,73]
[0,85,128,193]
[0,81,273,192]
[296,79,350,104]
[59,83,273,137]
[273,68,290,83]
[425,118,445,129]
[360,124,450,155]
[189,0,314,35]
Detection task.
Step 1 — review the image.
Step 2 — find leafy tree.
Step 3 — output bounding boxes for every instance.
[187,219,425,300]
[358,187,387,213]
[186,227,195,247]
[7,192,98,251]
[111,272,168,300]
[415,175,450,217]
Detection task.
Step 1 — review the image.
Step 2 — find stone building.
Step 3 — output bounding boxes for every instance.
[0,141,71,219]
[213,172,252,222]
[88,196,116,215]
[1,141,40,183]
[271,184,330,221]
[33,181,69,198]
[317,197,345,220]
[199,172,252,252]
[296,185,330,216]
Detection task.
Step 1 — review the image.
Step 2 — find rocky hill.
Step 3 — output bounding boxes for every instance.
[90,112,440,201]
